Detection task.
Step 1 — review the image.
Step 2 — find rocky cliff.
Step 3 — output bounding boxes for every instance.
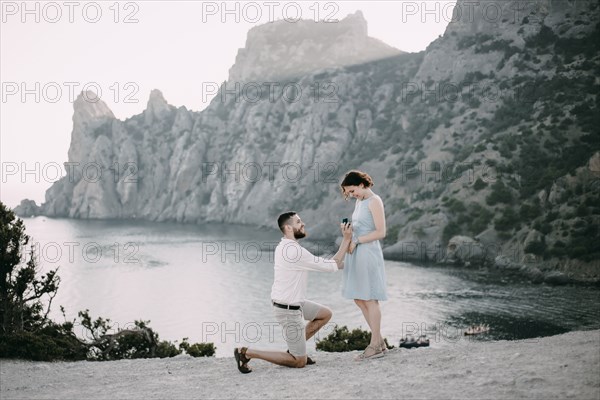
[228,10,402,82]
[15,2,600,282]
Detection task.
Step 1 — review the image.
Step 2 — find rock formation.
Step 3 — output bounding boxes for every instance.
[14,2,600,282]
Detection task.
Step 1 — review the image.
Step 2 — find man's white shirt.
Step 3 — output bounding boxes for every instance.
[270,238,338,306]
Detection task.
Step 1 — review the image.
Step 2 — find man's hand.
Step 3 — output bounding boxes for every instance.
[347,240,357,254]
[340,222,353,239]
[340,223,356,254]
[333,222,353,268]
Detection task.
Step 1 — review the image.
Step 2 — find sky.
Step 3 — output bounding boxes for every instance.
[1,0,455,208]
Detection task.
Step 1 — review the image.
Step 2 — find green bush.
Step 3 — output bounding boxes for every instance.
[520,201,541,221]
[443,221,461,244]
[0,204,217,362]
[444,198,466,214]
[179,338,216,357]
[457,34,494,50]
[316,325,393,352]
[487,97,533,134]
[187,343,216,357]
[565,219,600,261]
[473,178,488,190]
[494,208,519,232]
[156,340,182,358]
[389,198,408,213]
[486,181,513,205]
[576,204,590,217]
[468,204,494,235]
[0,324,87,361]
[386,166,397,179]
[384,225,400,246]
[525,240,546,256]
[407,208,424,223]
[525,25,558,50]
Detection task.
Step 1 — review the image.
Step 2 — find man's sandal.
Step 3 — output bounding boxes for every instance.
[234,347,252,374]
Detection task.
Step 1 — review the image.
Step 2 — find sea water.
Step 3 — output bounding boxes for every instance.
[21,217,600,357]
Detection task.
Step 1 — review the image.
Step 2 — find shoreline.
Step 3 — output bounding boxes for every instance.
[2,329,599,399]
[17,216,598,285]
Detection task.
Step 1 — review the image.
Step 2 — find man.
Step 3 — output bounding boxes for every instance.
[234,211,352,373]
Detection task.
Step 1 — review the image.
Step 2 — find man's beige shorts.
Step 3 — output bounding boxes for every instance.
[272,300,326,357]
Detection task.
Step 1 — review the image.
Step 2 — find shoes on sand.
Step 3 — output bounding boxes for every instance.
[399,335,430,349]
[234,347,252,374]
[380,339,389,353]
[354,345,385,361]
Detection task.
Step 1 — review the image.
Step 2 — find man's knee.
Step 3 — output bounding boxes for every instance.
[314,307,332,323]
[322,307,333,323]
[292,356,307,368]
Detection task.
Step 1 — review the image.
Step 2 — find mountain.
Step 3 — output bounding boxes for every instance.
[14,2,600,283]
[228,10,402,82]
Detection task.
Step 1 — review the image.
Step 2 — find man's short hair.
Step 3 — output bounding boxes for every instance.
[277,211,297,233]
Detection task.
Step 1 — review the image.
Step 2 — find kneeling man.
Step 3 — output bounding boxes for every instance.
[234,211,352,373]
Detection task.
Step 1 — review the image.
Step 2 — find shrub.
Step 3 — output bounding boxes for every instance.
[494,208,519,232]
[0,202,212,361]
[447,199,467,214]
[443,221,461,244]
[525,25,558,50]
[468,204,494,234]
[156,341,182,358]
[316,325,393,352]
[180,339,216,357]
[188,343,216,357]
[488,98,534,134]
[457,34,494,50]
[0,324,87,361]
[473,178,488,191]
[386,167,397,179]
[525,240,546,256]
[389,198,408,213]
[384,225,400,246]
[407,208,424,222]
[520,202,541,221]
[486,181,513,205]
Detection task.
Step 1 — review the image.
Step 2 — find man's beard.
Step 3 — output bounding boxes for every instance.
[293,227,306,239]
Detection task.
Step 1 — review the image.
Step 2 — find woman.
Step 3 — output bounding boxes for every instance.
[340,170,388,360]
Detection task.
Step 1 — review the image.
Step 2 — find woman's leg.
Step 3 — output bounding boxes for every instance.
[352,299,384,359]
[354,299,373,331]
[363,300,382,346]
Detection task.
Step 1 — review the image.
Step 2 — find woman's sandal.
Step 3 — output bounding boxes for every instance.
[234,347,252,374]
[380,339,388,354]
[354,345,385,361]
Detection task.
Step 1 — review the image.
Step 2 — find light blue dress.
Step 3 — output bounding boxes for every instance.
[342,194,388,301]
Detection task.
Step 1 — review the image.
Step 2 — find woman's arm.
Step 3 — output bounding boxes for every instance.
[356,196,386,244]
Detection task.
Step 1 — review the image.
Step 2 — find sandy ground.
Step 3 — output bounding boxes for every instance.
[1,329,599,400]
